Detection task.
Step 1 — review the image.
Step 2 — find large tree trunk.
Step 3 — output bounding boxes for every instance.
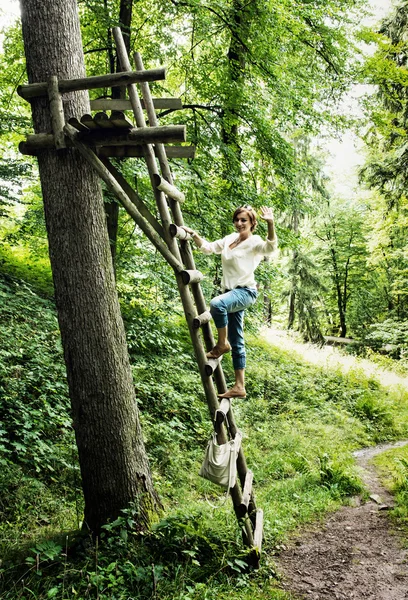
[20,0,160,534]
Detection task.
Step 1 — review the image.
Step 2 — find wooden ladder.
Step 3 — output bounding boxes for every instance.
[19,27,264,564]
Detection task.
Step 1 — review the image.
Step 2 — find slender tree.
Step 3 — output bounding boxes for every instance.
[20,0,160,534]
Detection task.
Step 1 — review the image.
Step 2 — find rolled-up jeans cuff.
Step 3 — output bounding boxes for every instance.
[233,357,246,370]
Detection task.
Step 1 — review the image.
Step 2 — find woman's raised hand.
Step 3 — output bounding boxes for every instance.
[260,206,274,222]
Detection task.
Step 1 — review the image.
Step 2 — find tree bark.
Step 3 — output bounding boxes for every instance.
[20,0,160,534]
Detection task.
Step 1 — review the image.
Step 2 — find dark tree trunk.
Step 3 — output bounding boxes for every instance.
[20,0,160,534]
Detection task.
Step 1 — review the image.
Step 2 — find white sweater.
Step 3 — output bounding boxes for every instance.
[199,232,278,291]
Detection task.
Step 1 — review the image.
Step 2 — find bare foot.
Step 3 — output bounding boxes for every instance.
[218,386,246,399]
[206,342,231,359]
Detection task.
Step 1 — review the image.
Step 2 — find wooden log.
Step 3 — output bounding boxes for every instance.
[17,68,166,100]
[205,357,222,376]
[237,470,253,518]
[90,98,183,111]
[97,145,195,159]
[153,173,185,203]
[63,123,184,274]
[112,27,179,256]
[215,398,231,427]
[68,117,89,132]
[99,156,164,239]
[193,310,212,329]
[77,125,186,147]
[19,137,195,158]
[169,223,191,240]
[109,111,134,129]
[47,76,65,149]
[253,509,264,552]
[93,112,115,129]
[80,114,99,129]
[181,269,204,285]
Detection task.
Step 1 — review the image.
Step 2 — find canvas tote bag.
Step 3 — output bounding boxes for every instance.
[199,430,242,489]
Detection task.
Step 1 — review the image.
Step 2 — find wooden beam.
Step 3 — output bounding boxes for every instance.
[153,173,185,203]
[77,124,186,147]
[99,157,165,240]
[90,98,183,112]
[237,470,253,518]
[253,509,264,552]
[47,76,65,149]
[63,123,183,274]
[17,68,166,100]
[19,136,196,159]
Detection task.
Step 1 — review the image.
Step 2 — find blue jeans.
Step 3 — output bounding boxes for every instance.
[209,287,258,370]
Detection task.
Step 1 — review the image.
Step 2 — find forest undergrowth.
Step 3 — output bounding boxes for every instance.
[1,270,408,600]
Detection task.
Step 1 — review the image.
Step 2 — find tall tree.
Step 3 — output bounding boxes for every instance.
[20,0,159,533]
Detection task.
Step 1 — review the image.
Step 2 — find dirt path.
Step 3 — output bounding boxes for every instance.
[262,329,408,599]
[276,441,408,600]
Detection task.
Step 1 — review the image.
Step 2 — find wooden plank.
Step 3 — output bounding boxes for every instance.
[153,173,185,203]
[90,98,182,111]
[77,124,186,147]
[94,112,115,129]
[253,509,264,552]
[109,111,134,129]
[17,68,166,100]
[237,470,253,518]
[47,76,65,149]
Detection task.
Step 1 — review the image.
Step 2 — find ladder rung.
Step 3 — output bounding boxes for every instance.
[153,174,185,203]
[237,470,253,517]
[204,356,222,376]
[181,270,203,285]
[253,509,264,552]
[193,310,212,328]
[169,223,191,240]
[215,398,231,426]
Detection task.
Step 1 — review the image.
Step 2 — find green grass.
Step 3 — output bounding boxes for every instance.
[372,444,408,535]
[2,273,408,599]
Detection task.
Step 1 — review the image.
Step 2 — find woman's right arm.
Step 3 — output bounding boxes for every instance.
[180,226,204,248]
[180,227,225,254]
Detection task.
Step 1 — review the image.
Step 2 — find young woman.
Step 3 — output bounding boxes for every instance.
[182,205,277,399]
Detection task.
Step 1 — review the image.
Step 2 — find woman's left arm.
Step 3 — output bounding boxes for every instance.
[260,206,277,247]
